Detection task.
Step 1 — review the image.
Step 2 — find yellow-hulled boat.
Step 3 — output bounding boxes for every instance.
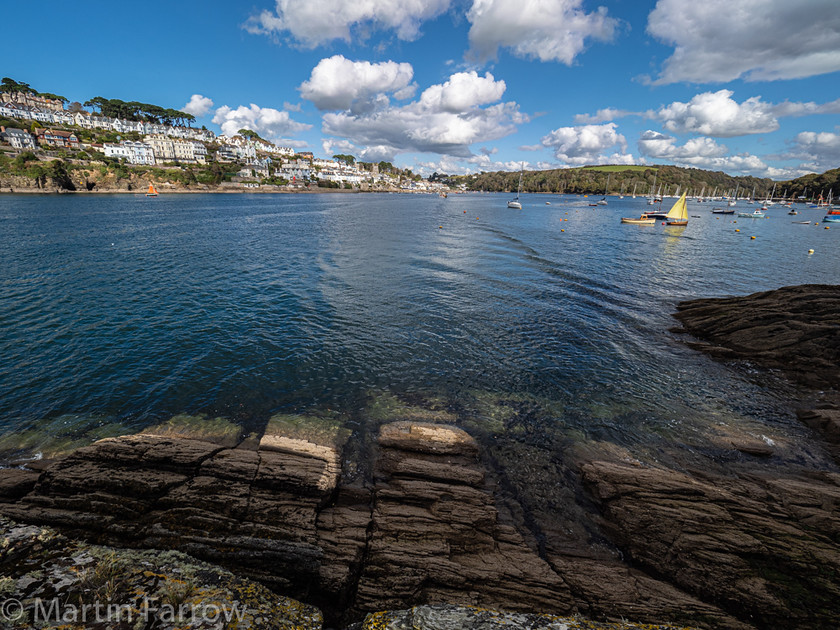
[620,213,655,225]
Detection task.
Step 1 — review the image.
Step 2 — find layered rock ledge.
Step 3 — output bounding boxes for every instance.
[0,419,754,629]
[3,407,837,629]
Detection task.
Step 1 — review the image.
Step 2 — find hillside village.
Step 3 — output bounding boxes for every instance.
[0,84,453,193]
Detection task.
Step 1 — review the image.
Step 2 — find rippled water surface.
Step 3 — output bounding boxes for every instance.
[1,192,838,461]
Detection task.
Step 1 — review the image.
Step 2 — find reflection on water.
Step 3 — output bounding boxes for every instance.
[0,193,837,467]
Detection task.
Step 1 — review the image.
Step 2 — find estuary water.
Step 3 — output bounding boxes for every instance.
[1,192,838,464]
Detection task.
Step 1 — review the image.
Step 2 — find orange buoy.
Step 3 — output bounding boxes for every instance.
[735,229,740,232]
[561,229,565,232]
[751,236,756,239]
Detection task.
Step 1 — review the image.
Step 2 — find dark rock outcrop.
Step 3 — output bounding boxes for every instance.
[673,284,840,391]
[674,283,840,456]
[0,422,747,629]
[581,460,840,630]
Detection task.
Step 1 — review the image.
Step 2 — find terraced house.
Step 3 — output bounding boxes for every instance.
[36,129,78,149]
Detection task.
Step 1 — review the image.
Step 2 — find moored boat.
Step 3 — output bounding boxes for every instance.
[621,213,655,225]
[507,166,523,209]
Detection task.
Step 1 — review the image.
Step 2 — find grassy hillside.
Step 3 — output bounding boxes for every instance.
[580,165,653,173]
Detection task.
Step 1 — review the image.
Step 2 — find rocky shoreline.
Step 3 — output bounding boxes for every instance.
[2,412,839,629]
[1,284,839,629]
[673,284,840,452]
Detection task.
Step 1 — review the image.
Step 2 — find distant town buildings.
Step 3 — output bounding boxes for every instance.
[0,90,442,191]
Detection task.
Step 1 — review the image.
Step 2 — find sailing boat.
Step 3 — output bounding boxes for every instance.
[146,183,159,197]
[665,192,688,226]
[597,173,610,205]
[728,183,739,207]
[762,183,776,209]
[507,167,523,209]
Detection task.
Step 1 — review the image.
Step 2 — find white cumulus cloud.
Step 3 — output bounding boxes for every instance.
[770,98,840,118]
[573,108,634,124]
[637,130,799,178]
[299,55,415,111]
[211,104,311,139]
[784,130,840,173]
[647,0,840,83]
[418,71,505,112]
[467,0,617,63]
[638,130,728,160]
[319,70,525,161]
[322,138,358,157]
[182,94,214,117]
[245,0,452,47]
[654,90,778,137]
[649,91,840,138]
[540,123,633,165]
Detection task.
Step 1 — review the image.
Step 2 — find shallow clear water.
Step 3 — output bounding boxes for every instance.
[0,192,837,462]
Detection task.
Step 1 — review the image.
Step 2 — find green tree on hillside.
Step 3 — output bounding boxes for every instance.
[238,129,264,141]
[38,92,68,104]
[1,78,32,93]
[83,97,196,126]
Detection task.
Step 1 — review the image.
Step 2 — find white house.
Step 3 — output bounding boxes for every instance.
[102,142,132,161]
[215,146,237,162]
[52,110,75,125]
[189,140,207,164]
[0,126,37,150]
[29,109,54,123]
[237,163,270,179]
[103,140,157,165]
[0,102,18,118]
[126,141,156,165]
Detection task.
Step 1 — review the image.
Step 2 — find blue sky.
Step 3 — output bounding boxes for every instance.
[5,0,840,179]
